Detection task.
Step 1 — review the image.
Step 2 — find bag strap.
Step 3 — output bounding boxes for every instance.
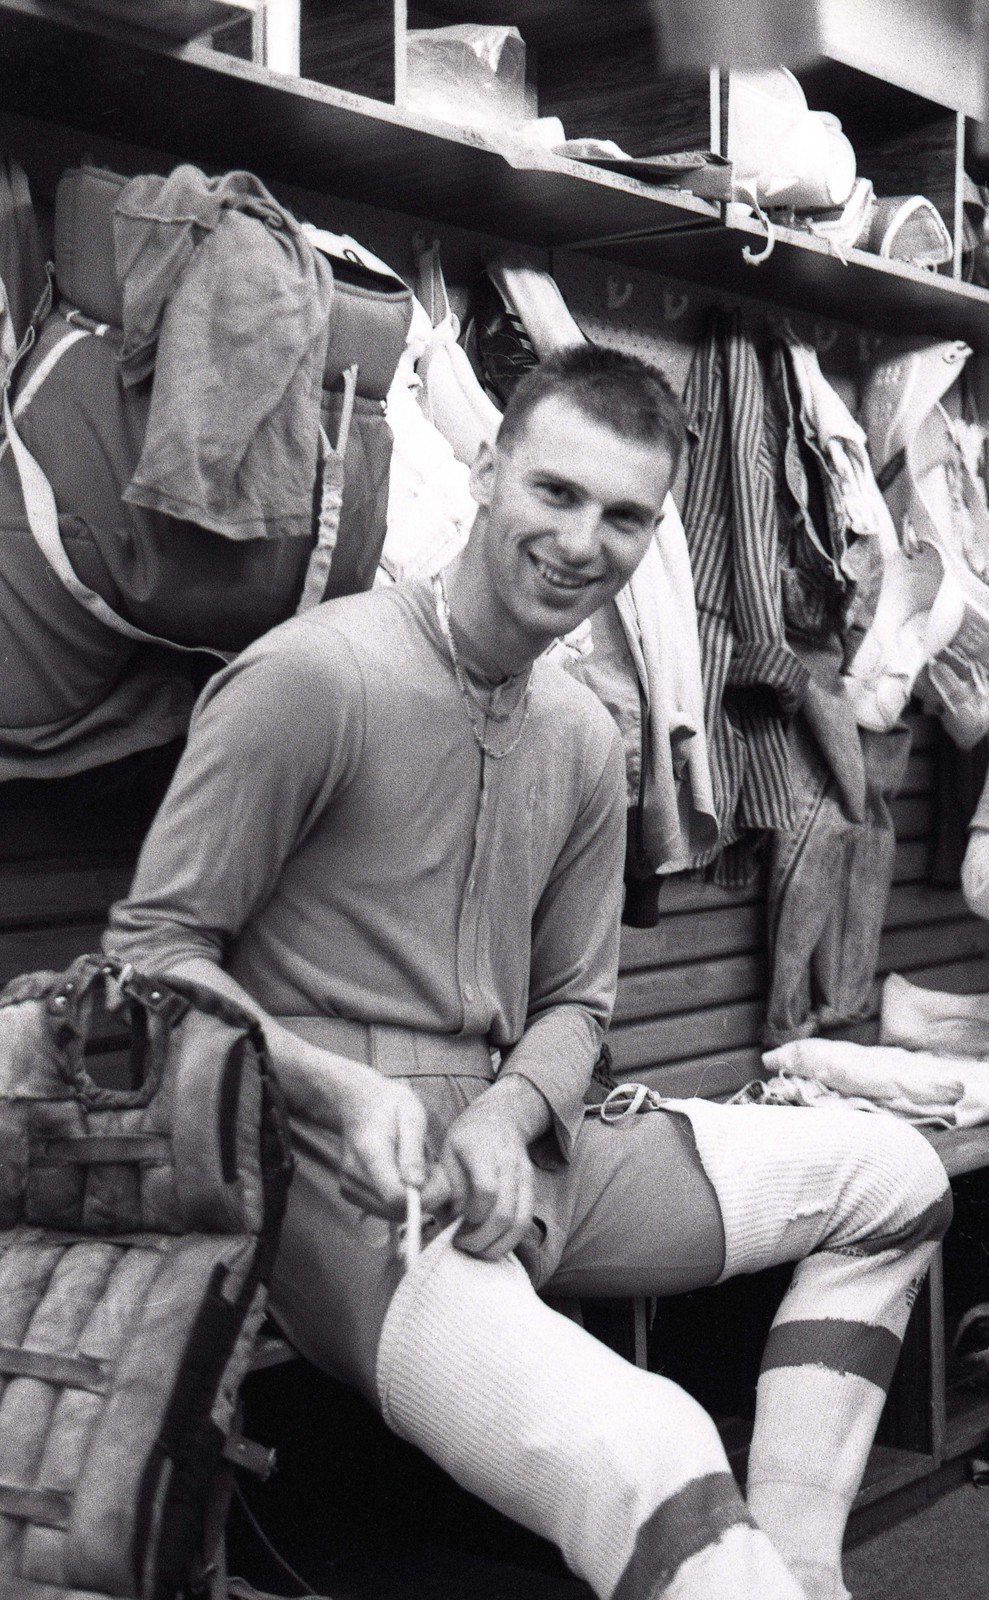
[0,323,88,466]
[42,955,192,1111]
[0,278,16,383]
[413,234,460,334]
[2,376,232,660]
[295,361,358,615]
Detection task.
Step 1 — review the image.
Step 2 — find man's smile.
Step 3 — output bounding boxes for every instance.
[529,552,598,591]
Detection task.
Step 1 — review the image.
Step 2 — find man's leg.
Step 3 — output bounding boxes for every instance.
[272,1079,949,1600]
[544,1099,950,1600]
[274,1087,805,1599]
[377,1221,805,1600]
[686,1101,950,1600]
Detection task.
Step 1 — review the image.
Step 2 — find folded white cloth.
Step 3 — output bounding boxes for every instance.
[758,1035,989,1127]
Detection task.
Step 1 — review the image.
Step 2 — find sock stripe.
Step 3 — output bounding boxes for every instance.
[761,1317,901,1389]
[847,1188,953,1256]
[611,1470,754,1600]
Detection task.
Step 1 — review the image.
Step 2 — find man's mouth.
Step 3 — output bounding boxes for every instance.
[530,555,597,592]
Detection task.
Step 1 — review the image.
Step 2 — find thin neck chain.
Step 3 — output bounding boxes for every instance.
[433,574,532,761]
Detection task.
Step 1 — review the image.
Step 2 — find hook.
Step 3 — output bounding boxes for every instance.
[814,321,839,355]
[606,275,634,312]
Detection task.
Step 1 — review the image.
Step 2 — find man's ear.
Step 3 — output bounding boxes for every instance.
[469,439,497,508]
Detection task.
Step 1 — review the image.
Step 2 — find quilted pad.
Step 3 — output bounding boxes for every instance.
[0,956,292,1600]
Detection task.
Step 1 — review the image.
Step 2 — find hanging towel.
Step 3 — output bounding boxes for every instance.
[613,497,718,871]
[114,164,335,541]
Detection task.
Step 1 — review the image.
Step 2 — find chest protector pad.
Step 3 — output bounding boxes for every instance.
[0,953,293,1600]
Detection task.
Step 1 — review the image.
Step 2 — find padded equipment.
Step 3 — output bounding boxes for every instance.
[54,165,413,402]
[1,164,411,687]
[0,954,292,1600]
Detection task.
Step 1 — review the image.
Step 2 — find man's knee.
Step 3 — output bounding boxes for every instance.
[742,1105,952,1257]
[836,1117,952,1255]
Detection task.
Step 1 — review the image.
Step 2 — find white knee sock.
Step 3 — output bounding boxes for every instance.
[376,1225,805,1600]
[670,1100,952,1600]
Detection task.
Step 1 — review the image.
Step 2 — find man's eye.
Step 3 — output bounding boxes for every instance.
[538,482,572,504]
[610,511,648,533]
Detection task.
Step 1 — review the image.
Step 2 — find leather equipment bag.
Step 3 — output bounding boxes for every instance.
[0,953,293,1600]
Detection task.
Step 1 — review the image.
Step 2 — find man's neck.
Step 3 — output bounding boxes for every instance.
[442,551,543,685]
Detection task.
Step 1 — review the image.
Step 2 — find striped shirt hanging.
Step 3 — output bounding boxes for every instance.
[682,311,809,881]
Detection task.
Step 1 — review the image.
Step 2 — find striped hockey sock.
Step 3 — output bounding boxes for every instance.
[377,1225,806,1600]
[747,1240,939,1600]
[673,1098,952,1600]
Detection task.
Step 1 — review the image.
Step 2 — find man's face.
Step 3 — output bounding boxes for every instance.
[470,393,675,645]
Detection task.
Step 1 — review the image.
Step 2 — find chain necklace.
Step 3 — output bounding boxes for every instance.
[433,573,532,761]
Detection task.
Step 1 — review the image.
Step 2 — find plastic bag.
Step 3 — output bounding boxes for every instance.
[405,24,528,131]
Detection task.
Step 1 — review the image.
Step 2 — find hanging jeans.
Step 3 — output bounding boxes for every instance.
[764,707,912,1046]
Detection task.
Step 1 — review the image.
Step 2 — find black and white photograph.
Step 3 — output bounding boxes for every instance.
[3,4,989,1598]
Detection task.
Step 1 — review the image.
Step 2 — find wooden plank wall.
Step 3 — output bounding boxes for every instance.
[610,711,989,1097]
[0,751,179,987]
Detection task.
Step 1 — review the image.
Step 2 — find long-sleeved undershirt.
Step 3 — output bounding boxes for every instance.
[105,579,627,1157]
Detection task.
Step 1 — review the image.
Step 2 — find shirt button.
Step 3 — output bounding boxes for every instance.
[463,983,474,1002]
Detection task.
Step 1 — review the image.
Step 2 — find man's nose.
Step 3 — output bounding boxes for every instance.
[552,504,601,564]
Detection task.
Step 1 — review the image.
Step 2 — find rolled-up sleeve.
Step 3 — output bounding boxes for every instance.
[728,639,810,716]
[499,729,626,1162]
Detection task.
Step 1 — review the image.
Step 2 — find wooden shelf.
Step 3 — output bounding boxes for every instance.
[39,0,253,42]
[376,0,982,120]
[818,0,982,120]
[400,0,653,48]
[6,1,989,344]
[573,210,989,349]
[0,0,718,246]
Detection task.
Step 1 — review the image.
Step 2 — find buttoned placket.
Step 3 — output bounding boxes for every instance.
[430,573,530,1032]
[455,742,492,1028]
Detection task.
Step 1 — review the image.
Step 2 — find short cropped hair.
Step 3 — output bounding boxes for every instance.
[496,343,688,470]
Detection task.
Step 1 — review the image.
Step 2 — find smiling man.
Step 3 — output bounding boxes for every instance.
[106,345,950,1600]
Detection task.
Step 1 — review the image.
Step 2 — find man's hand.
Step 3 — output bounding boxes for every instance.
[334,1068,430,1221]
[420,1075,549,1261]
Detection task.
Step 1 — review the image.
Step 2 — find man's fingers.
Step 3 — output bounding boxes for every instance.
[456,1198,533,1260]
[419,1164,453,1215]
[460,1172,503,1229]
[395,1095,429,1189]
[430,1108,539,1259]
[455,1156,535,1260]
[344,1127,406,1214]
[341,1086,431,1212]
[441,1144,471,1217]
